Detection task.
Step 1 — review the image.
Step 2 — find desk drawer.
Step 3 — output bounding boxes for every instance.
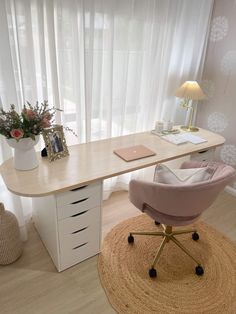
[190,148,215,162]
[59,219,100,251]
[60,235,100,271]
[56,182,101,207]
[56,182,102,220]
[58,206,101,235]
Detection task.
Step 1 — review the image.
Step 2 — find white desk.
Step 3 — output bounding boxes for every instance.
[0,128,225,271]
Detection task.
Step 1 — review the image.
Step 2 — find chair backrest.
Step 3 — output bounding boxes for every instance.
[129,161,236,218]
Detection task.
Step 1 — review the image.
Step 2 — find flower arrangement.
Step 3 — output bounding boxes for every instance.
[0,101,57,141]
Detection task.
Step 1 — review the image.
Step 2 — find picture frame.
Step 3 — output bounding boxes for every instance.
[42,124,69,162]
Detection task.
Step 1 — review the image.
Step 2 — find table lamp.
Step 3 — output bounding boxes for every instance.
[175,81,206,132]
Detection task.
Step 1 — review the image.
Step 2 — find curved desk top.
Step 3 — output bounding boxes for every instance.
[0,128,225,197]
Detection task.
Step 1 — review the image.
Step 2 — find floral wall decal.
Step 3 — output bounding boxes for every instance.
[207,112,228,133]
[197,1,236,190]
[200,79,215,98]
[220,50,236,75]
[210,16,228,42]
[220,145,236,166]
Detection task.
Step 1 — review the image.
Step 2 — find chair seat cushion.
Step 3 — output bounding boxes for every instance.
[143,203,200,226]
[154,164,215,185]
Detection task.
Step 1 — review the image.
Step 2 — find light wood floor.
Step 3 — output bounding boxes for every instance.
[0,191,236,314]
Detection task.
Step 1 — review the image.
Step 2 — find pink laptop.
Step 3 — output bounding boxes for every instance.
[114,145,156,162]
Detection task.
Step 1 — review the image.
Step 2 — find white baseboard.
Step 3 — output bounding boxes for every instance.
[225,185,236,197]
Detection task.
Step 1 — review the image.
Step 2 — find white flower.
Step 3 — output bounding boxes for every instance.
[200,80,215,99]
[220,145,236,166]
[221,51,236,75]
[210,16,228,42]
[207,112,228,133]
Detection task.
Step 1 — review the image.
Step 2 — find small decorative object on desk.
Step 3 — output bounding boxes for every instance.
[0,202,23,265]
[155,121,164,133]
[151,128,180,136]
[0,101,58,170]
[42,124,69,162]
[161,129,180,135]
[164,120,174,131]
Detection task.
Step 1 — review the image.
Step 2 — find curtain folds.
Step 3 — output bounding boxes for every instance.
[0,0,213,237]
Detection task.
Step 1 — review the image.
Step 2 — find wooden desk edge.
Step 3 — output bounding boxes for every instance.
[0,130,225,197]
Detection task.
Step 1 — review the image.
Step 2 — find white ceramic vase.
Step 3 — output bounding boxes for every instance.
[6,135,40,171]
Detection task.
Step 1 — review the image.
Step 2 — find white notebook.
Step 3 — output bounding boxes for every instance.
[161,133,207,145]
[162,134,188,145]
[181,134,207,144]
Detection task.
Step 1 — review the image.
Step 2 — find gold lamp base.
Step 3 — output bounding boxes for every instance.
[180,125,199,132]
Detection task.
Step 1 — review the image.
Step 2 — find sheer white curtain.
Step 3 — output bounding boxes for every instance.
[0,0,213,237]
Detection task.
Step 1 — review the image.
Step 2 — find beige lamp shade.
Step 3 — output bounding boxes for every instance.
[175,81,206,100]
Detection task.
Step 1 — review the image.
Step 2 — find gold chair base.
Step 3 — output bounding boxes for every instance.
[130,225,202,269]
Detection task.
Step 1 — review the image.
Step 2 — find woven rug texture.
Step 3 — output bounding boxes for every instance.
[98,214,236,314]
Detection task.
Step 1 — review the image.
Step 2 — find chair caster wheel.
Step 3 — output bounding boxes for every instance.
[192,232,199,241]
[195,265,204,276]
[149,268,157,278]
[155,221,160,225]
[128,234,134,244]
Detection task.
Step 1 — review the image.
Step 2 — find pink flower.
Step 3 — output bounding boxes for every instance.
[10,129,24,139]
[26,109,36,119]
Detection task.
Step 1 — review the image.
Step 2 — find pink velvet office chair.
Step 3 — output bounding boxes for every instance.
[128,161,236,278]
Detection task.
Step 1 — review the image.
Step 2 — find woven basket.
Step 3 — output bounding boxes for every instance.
[0,202,23,265]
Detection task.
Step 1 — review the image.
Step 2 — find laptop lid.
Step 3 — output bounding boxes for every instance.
[114,145,156,162]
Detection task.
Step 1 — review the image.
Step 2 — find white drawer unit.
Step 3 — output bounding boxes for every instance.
[32,181,103,272]
[190,148,215,162]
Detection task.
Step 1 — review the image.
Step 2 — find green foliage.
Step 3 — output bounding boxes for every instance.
[0,101,59,139]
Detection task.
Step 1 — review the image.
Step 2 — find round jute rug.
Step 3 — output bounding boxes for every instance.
[98,215,236,314]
